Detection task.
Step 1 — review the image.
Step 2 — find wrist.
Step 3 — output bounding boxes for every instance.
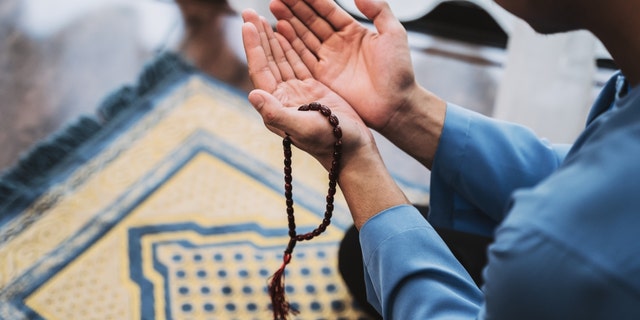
[379,85,447,169]
[338,142,410,229]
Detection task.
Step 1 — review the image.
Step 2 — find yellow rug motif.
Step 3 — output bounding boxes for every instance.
[0,56,372,319]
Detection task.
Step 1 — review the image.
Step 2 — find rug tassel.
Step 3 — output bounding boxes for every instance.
[268,252,298,319]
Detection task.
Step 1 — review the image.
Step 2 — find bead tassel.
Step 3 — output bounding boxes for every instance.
[268,252,297,319]
[267,103,342,320]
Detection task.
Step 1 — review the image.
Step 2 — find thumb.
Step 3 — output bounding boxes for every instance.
[354,0,405,35]
[248,89,289,136]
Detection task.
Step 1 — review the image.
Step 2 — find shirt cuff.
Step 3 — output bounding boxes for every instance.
[359,204,432,255]
[432,103,474,187]
[358,204,483,318]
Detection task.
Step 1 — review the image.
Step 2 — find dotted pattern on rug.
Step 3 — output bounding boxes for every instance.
[157,241,371,320]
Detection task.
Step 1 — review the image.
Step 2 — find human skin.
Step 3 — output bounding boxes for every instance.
[243,0,640,229]
[242,10,410,229]
[270,0,446,169]
[269,0,640,168]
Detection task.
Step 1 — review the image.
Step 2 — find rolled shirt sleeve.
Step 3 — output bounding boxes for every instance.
[429,103,570,236]
[358,74,640,319]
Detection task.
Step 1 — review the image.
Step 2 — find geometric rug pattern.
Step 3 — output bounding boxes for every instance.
[0,53,376,319]
[0,54,370,319]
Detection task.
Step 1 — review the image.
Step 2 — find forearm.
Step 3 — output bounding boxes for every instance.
[338,142,411,229]
[379,85,447,170]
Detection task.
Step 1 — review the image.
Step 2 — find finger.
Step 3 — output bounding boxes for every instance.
[270,0,323,55]
[355,0,405,36]
[281,0,353,32]
[260,16,297,81]
[248,89,313,139]
[243,9,283,83]
[241,18,278,92]
[248,89,284,137]
[276,20,319,74]
[271,0,334,43]
[274,32,313,80]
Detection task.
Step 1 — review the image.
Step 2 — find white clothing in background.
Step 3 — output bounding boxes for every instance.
[493,20,598,143]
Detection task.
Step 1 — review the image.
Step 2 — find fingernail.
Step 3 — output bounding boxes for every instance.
[249,91,264,107]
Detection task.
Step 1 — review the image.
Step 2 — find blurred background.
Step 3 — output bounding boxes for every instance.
[1,0,183,172]
[0,0,617,176]
[0,3,619,319]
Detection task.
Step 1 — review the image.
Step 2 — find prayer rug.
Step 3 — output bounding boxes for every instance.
[0,53,426,320]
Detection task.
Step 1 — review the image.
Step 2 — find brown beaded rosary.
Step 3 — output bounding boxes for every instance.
[268,102,343,320]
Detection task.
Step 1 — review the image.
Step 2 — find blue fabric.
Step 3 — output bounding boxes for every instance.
[361,205,483,319]
[360,73,640,319]
[428,103,571,237]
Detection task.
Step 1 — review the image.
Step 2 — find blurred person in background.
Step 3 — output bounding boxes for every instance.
[176,0,252,92]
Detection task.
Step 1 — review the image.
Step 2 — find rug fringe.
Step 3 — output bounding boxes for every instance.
[0,116,101,206]
[0,52,195,215]
[98,52,194,121]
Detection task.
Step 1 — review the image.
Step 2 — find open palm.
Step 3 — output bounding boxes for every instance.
[242,10,373,168]
[271,0,417,132]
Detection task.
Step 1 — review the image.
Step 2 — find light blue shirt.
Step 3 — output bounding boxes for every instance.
[360,73,640,319]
